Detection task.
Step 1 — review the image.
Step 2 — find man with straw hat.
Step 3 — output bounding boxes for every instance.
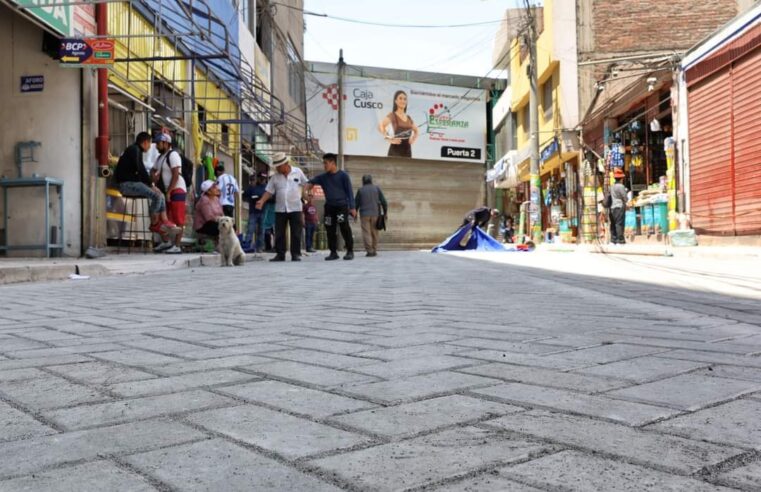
[255,152,307,262]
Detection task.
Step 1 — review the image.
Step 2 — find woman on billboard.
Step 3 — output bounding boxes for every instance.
[378,90,419,158]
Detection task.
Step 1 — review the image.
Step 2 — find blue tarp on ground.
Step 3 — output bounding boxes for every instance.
[432,225,512,253]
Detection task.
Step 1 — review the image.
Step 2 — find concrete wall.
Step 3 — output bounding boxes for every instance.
[344,156,484,248]
[0,7,82,257]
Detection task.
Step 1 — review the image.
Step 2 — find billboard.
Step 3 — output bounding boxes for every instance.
[12,0,71,36]
[307,73,486,163]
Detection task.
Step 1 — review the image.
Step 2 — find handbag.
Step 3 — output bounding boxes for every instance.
[375,214,386,231]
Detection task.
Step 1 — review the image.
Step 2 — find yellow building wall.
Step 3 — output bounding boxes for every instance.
[510,0,561,151]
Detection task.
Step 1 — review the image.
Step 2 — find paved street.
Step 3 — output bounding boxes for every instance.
[1,250,761,491]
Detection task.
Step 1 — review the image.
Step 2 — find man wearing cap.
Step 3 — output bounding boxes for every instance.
[242,173,268,252]
[194,180,224,237]
[215,164,240,218]
[151,133,186,254]
[609,168,628,245]
[113,132,180,249]
[305,153,356,261]
[255,153,307,262]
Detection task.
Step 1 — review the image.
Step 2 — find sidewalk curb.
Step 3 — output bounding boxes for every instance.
[0,253,263,286]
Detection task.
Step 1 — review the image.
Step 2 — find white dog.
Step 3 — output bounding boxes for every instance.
[217,216,245,267]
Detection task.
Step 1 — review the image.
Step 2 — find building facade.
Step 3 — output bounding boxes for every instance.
[678,3,761,238]
[0,0,306,256]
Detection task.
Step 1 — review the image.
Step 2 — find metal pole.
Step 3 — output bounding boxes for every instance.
[526,5,542,243]
[96,1,111,178]
[337,49,345,170]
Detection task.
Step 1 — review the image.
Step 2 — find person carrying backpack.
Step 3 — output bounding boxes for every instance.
[151,133,187,254]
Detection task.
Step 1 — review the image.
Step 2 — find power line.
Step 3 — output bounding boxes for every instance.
[269,2,502,28]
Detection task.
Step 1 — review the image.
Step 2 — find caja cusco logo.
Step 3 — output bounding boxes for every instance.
[428,103,469,129]
[321,84,346,111]
[352,88,383,109]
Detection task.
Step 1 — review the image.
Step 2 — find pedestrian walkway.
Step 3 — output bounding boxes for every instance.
[0,252,759,490]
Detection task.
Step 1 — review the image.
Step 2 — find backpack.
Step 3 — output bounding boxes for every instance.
[156,150,194,191]
[174,150,194,188]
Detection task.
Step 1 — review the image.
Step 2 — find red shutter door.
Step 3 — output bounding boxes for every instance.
[730,47,761,235]
[688,70,733,235]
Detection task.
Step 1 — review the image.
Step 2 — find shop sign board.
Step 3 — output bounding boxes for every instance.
[20,75,44,93]
[12,0,71,36]
[540,138,559,163]
[59,38,115,66]
[307,73,486,163]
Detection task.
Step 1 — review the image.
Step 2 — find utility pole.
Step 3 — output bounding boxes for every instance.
[337,49,345,170]
[525,1,542,243]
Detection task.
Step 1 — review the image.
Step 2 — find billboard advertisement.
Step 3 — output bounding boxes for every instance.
[307,73,486,163]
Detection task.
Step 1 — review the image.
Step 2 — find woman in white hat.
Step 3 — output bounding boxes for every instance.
[193,180,224,237]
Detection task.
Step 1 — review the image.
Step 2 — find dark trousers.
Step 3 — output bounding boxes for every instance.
[324,204,353,254]
[222,205,234,217]
[305,222,317,251]
[275,212,302,258]
[196,221,219,237]
[609,207,626,244]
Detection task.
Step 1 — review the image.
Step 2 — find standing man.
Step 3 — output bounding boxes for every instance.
[242,173,267,252]
[255,152,306,262]
[114,132,179,249]
[215,164,239,218]
[304,153,356,261]
[609,168,628,245]
[151,133,185,254]
[354,174,387,257]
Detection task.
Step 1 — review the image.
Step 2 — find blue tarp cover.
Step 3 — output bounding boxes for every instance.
[432,225,513,253]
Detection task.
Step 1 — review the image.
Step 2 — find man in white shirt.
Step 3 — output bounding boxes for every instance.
[215,164,239,218]
[151,133,186,254]
[255,152,306,262]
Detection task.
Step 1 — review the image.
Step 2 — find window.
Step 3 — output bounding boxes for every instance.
[286,37,303,106]
[522,106,529,139]
[542,78,553,121]
[511,112,518,150]
[198,105,207,132]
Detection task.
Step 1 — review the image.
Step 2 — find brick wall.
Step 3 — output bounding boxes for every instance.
[589,0,740,55]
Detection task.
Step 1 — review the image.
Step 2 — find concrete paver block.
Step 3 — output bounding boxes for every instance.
[0,401,56,442]
[344,371,500,404]
[472,382,679,426]
[0,419,205,479]
[46,361,157,386]
[45,390,237,430]
[459,362,627,393]
[106,369,258,397]
[187,404,371,460]
[485,410,744,473]
[501,450,735,492]
[309,426,548,491]
[606,373,761,411]
[330,395,522,438]
[149,354,274,375]
[0,374,108,410]
[246,360,379,387]
[0,460,155,492]
[218,380,376,419]
[125,438,341,491]
[649,399,761,449]
[573,356,707,383]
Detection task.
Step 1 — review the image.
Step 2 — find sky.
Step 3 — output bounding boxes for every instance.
[303,0,525,78]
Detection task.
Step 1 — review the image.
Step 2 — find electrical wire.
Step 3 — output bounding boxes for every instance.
[269,2,503,28]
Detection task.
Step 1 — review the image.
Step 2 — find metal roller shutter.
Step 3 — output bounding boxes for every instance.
[688,71,733,235]
[731,47,761,235]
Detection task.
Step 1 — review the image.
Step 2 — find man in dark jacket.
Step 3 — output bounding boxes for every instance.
[305,153,356,261]
[463,206,498,230]
[354,175,388,257]
[114,132,179,245]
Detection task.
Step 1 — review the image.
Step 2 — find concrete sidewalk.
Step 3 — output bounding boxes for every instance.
[0,252,265,286]
[540,241,761,259]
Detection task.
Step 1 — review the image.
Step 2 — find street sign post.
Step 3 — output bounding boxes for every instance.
[59,39,115,67]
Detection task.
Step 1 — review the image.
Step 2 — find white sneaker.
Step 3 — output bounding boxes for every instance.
[164,245,182,254]
[153,241,172,252]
